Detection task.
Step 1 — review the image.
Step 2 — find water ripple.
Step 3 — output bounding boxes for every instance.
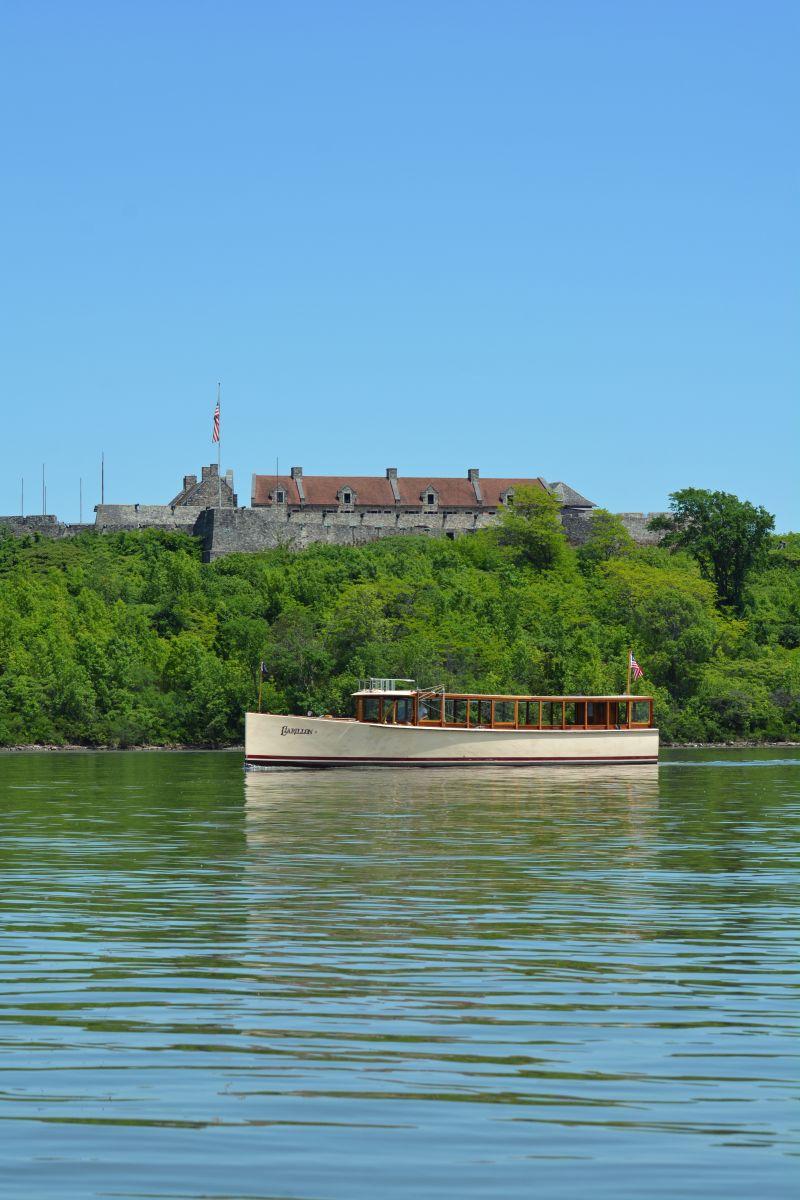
[0,749,797,1199]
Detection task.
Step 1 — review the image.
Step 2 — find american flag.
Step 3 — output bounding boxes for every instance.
[630,651,644,681]
[212,398,220,444]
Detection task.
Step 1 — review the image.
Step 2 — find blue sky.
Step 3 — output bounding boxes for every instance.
[2,1,797,528]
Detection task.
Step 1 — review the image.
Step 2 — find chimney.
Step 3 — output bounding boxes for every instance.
[290,466,305,503]
[224,469,234,489]
[386,467,400,503]
[201,463,219,480]
[183,474,197,490]
[468,468,482,505]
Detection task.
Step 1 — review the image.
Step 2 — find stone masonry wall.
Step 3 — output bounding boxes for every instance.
[560,509,666,547]
[198,506,667,561]
[94,505,207,532]
[4,504,667,559]
[198,506,505,560]
[0,515,93,540]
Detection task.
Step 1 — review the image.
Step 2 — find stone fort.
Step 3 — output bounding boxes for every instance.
[2,463,665,560]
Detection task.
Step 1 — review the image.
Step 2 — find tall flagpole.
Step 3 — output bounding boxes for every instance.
[217,381,222,508]
[626,647,632,696]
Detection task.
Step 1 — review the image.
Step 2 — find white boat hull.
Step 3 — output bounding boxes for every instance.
[244,712,659,768]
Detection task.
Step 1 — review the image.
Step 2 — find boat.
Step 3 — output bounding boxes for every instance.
[244,678,658,769]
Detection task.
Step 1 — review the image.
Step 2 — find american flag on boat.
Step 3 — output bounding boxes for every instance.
[212,398,220,443]
[630,651,644,680]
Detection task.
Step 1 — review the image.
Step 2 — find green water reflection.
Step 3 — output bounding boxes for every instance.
[0,750,797,1199]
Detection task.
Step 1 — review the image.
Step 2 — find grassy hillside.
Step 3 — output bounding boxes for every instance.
[0,520,798,746]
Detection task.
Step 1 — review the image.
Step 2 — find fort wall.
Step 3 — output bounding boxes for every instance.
[94,504,206,531]
[3,506,667,558]
[2,462,667,559]
[197,506,505,559]
[561,509,666,547]
[0,515,94,540]
[198,506,666,561]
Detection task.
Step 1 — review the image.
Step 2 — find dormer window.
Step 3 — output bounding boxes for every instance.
[427,493,435,506]
[500,488,515,507]
[275,489,285,504]
[336,484,357,510]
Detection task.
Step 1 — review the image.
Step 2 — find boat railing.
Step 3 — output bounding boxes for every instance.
[358,677,416,693]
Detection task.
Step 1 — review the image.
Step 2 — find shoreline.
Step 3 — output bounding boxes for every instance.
[1,741,798,754]
[0,744,244,753]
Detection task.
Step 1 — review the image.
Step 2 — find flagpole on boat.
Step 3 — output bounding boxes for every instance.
[626,647,632,696]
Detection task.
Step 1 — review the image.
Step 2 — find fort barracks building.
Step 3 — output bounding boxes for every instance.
[250,467,591,521]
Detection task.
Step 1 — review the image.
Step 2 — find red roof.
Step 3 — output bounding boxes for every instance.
[251,473,550,508]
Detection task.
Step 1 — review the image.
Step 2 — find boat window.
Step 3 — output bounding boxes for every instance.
[631,700,650,725]
[616,701,629,726]
[445,699,468,725]
[468,699,492,727]
[541,701,564,727]
[520,700,540,728]
[393,698,412,724]
[493,700,516,725]
[564,701,585,726]
[420,696,441,723]
[586,701,608,726]
[362,698,380,722]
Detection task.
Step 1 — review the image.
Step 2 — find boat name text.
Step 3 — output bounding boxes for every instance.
[281,726,314,736]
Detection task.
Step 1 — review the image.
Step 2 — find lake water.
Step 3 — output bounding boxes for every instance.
[0,751,797,1199]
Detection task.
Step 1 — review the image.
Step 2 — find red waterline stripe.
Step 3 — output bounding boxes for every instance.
[245,753,658,765]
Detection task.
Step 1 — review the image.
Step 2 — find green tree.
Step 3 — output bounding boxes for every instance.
[650,488,774,612]
[577,508,634,571]
[495,486,568,570]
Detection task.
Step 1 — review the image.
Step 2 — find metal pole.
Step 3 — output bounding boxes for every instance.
[217,382,222,508]
[101,451,105,505]
[20,477,24,517]
[42,464,45,515]
[79,477,83,524]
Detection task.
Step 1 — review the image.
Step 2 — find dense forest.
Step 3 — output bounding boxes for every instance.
[0,490,798,746]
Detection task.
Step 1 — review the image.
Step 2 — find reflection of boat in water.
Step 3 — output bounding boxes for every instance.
[245,679,659,770]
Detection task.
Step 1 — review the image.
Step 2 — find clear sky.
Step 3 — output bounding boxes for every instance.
[2,1,797,528]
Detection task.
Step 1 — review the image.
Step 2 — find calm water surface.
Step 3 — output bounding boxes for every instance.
[0,750,797,1199]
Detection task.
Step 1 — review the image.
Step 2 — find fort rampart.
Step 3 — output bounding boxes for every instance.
[1,463,666,560]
